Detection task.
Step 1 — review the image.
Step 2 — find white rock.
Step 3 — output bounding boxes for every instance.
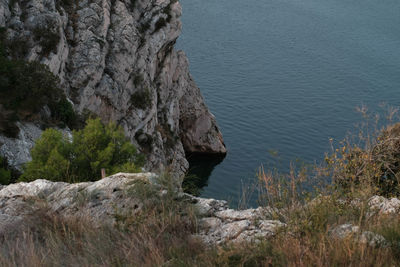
[368,195,400,215]
[329,223,360,239]
[330,223,387,247]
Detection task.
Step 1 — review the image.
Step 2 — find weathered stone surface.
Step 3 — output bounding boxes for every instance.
[191,196,285,245]
[368,195,400,215]
[0,173,158,231]
[329,223,387,247]
[0,174,283,246]
[329,223,360,239]
[191,196,228,216]
[0,0,226,177]
[214,207,264,222]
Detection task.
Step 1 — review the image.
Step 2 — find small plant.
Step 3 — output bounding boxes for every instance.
[325,123,400,197]
[130,88,152,109]
[133,73,144,87]
[33,24,60,56]
[0,156,11,185]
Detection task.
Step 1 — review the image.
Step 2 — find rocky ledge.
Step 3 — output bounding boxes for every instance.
[0,173,283,245]
[1,173,398,246]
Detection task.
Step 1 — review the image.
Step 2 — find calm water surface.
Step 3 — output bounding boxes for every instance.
[176,0,400,206]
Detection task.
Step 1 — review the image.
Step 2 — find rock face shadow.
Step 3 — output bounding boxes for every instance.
[183,153,226,196]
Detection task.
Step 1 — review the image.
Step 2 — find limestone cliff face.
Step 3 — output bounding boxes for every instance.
[0,0,226,175]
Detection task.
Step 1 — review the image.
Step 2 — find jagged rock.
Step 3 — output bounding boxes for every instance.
[359,231,387,247]
[0,0,226,177]
[191,195,285,245]
[214,207,264,222]
[191,196,229,216]
[235,220,286,243]
[329,223,387,247]
[368,195,400,215]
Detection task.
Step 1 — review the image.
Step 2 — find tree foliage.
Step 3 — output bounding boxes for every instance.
[20,118,144,182]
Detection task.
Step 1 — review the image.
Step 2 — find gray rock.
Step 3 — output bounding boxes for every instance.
[359,231,387,247]
[192,197,229,216]
[329,223,387,247]
[214,207,264,222]
[190,195,285,245]
[368,195,400,215]
[329,223,360,239]
[0,173,158,231]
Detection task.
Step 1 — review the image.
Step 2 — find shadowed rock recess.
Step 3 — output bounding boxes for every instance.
[0,0,226,175]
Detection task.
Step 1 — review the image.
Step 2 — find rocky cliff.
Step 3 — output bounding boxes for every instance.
[0,0,226,175]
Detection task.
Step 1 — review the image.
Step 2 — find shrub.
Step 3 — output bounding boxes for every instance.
[32,24,60,56]
[0,156,20,184]
[0,27,77,137]
[325,123,400,197]
[130,88,152,109]
[0,156,11,185]
[133,73,144,87]
[20,118,145,182]
[48,97,77,128]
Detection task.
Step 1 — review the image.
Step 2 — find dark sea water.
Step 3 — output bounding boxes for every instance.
[176,0,400,207]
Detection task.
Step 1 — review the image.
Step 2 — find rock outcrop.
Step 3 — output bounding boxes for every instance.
[368,195,400,215]
[329,224,387,247]
[0,0,226,176]
[0,173,284,245]
[191,197,285,244]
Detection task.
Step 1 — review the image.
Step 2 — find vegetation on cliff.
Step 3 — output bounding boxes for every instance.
[0,27,77,138]
[20,118,144,183]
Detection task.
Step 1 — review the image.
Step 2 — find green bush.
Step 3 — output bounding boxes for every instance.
[0,156,11,185]
[130,88,152,109]
[20,118,145,182]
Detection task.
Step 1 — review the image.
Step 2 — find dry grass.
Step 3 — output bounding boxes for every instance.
[0,178,205,267]
[2,112,400,266]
